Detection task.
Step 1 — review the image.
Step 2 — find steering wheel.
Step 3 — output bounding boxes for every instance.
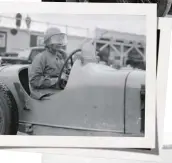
[57,48,82,89]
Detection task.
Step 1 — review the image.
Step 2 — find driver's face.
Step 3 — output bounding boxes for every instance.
[47,33,68,53]
[51,44,67,51]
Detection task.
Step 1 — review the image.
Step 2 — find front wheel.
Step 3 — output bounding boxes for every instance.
[0,82,18,135]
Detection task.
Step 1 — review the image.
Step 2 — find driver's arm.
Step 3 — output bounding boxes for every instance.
[29,53,58,89]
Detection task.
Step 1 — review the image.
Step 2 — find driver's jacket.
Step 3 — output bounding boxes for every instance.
[28,49,65,100]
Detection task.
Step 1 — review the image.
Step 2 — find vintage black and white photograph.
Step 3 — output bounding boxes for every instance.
[0,3,156,148]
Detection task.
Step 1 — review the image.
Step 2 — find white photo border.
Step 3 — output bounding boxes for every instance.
[157,18,172,148]
[0,2,157,148]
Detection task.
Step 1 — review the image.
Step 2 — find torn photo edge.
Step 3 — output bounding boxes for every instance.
[0,2,157,148]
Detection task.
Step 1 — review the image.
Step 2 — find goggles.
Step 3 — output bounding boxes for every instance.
[46,33,68,46]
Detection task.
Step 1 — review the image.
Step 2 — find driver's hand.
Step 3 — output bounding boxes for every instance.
[51,77,66,89]
[59,74,68,89]
[49,77,59,88]
[50,77,59,85]
[61,73,68,81]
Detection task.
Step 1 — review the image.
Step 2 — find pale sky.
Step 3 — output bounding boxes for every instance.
[0,13,146,37]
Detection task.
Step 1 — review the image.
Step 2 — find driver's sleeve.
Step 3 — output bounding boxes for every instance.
[29,53,58,89]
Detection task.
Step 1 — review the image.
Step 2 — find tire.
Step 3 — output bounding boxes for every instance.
[0,82,18,135]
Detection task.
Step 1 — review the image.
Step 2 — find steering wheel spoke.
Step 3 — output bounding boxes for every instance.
[58,49,82,89]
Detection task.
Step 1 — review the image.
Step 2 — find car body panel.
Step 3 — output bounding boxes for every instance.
[0,59,145,136]
[125,70,145,135]
[20,61,130,133]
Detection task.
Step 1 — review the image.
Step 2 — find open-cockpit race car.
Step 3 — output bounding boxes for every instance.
[0,44,145,136]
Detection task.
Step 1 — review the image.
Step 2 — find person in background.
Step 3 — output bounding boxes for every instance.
[28,27,68,100]
[126,57,145,70]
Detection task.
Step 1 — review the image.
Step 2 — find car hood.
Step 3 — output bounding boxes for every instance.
[67,59,145,89]
[73,59,143,74]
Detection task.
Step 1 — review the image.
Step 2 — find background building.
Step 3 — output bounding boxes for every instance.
[0,26,88,54]
[94,28,146,68]
[0,19,146,68]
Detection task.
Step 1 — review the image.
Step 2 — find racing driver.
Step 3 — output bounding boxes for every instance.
[28,27,68,100]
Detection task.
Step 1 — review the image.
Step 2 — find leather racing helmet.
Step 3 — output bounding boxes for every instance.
[44,27,67,47]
